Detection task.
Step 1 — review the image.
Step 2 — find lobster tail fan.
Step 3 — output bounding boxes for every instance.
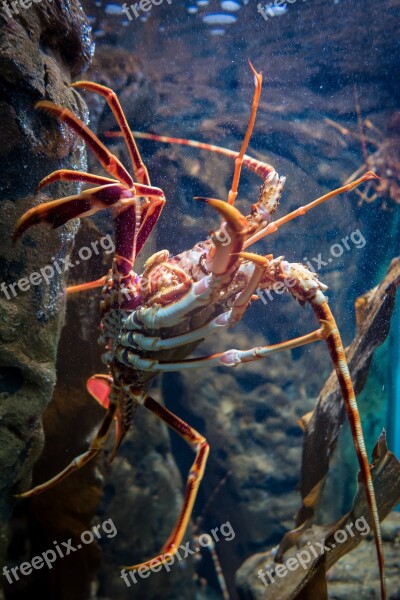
[87,375,113,409]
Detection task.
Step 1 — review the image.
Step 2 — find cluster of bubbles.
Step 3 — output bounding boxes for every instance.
[90,0,250,37]
[187,0,246,36]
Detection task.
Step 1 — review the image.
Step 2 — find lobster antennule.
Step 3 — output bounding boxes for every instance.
[227,62,263,206]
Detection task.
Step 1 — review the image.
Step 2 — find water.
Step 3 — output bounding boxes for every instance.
[1,0,399,599]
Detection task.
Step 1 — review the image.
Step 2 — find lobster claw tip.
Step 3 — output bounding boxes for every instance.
[364,170,380,181]
[195,196,248,234]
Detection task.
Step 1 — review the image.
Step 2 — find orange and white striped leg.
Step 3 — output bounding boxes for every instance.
[244,171,379,248]
[67,276,108,295]
[311,294,386,600]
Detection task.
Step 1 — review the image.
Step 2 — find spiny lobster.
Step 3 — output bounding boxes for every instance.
[14,64,386,598]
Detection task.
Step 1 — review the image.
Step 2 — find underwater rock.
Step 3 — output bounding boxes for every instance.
[326,511,400,599]
[0,0,92,580]
[84,45,154,135]
[12,386,103,600]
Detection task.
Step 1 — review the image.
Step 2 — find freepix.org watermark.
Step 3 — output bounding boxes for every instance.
[1,0,51,20]
[120,520,235,586]
[1,234,115,301]
[3,518,117,584]
[257,0,306,20]
[122,0,172,22]
[257,516,370,587]
[256,228,366,304]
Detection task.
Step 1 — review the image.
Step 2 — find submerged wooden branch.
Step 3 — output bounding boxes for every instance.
[236,433,400,600]
[297,257,400,526]
[236,258,400,599]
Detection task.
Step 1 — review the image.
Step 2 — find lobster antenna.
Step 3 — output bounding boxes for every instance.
[227,61,263,206]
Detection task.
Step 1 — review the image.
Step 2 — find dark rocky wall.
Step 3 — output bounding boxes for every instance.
[0,0,92,589]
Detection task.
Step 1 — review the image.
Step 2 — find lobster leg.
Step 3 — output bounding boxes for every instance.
[115,322,331,372]
[120,254,269,351]
[228,252,272,325]
[244,171,379,247]
[36,169,118,193]
[36,101,134,187]
[310,294,386,599]
[264,260,386,599]
[13,183,165,241]
[67,276,108,295]
[121,310,233,350]
[72,81,151,186]
[16,399,117,498]
[123,392,209,571]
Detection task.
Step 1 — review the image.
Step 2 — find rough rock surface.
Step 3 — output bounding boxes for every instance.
[326,512,400,600]
[0,0,92,584]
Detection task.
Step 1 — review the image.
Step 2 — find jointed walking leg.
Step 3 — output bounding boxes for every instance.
[123,392,209,571]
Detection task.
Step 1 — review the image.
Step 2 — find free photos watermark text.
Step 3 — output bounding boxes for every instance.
[1,234,115,300]
[257,516,371,587]
[3,518,117,584]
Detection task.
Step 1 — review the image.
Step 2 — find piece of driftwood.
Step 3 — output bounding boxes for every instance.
[236,434,400,600]
[297,257,400,526]
[235,259,400,600]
